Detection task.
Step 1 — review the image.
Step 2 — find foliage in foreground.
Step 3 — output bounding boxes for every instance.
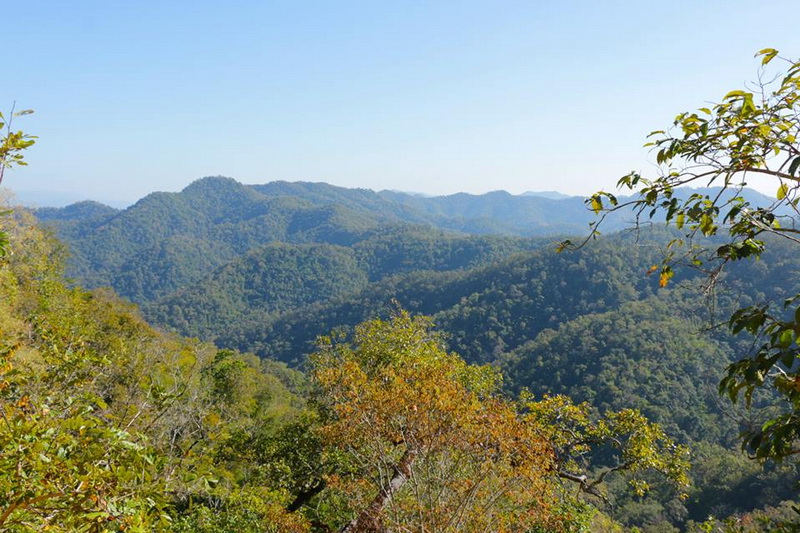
[0,105,35,257]
[0,212,307,531]
[575,48,800,463]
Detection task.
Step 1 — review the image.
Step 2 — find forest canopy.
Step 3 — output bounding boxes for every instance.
[0,212,691,531]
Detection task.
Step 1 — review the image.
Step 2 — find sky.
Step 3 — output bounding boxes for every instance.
[3,0,800,207]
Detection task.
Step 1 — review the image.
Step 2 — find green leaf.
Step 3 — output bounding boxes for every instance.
[699,214,715,236]
[777,183,789,200]
[741,93,756,115]
[724,90,749,100]
[779,329,794,348]
[788,155,800,177]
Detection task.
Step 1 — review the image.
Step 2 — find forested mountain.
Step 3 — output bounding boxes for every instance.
[217,229,666,364]
[37,176,607,306]
[249,180,599,235]
[38,177,399,302]
[145,230,543,340]
[37,177,780,305]
[31,177,800,531]
[1,209,700,532]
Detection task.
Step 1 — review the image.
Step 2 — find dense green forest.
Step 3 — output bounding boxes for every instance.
[2,209,703,532]
[144,230,545,341]
[31,181,800,531]
[35,176,778,306]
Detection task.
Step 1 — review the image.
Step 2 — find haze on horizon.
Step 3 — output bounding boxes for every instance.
[3,1,800,207]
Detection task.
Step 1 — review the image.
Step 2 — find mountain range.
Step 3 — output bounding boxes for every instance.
[31,176,800,527]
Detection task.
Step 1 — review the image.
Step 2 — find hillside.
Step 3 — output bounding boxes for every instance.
[222,230,664,364]
[1,209,704,532]
[34,177,597,303]
[37,176,780,310]
[37,178,403,302]
[144,229,543,341]
[27,180,800,530]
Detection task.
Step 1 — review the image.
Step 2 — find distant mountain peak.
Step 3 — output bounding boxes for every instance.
[34,200,119,222]
[521,191,573,200]
[381,189,433,198]
[182,176,243,193]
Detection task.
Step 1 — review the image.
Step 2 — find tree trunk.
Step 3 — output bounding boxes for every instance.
[340,448,418,533]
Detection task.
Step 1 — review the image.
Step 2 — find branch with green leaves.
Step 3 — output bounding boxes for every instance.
[0,104,36,186]
[0,104,35,258]
[565,49,800,461]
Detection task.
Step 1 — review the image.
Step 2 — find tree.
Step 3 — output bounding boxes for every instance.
[310,310,688,532]
[311,311,566,532]
[566,49,800,460]
[0,104,35,257]
[0,214,172,530]
[525,394,689,502]
[0,104,35,186]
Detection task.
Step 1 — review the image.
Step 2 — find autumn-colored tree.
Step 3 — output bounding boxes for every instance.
[311,311,567,532]
[311,311,689,532]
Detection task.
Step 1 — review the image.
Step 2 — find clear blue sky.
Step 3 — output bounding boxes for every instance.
[3,0,799,206]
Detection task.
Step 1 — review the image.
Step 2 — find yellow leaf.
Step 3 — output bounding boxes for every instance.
[659,268,674,288]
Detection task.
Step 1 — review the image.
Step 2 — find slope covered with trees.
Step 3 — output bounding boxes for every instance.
[225,228,673,362]
[144,229,544,343]
[0,210,316,531]
[36,177,399,303]
[31,179,800,530]
[1,209,699,531]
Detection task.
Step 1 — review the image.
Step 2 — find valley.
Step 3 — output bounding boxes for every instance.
[29,177,800,531]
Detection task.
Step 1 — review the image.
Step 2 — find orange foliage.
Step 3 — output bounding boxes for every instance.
[312,311,574,532]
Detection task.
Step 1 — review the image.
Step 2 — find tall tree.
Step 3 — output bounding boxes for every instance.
[311,311,565,532]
